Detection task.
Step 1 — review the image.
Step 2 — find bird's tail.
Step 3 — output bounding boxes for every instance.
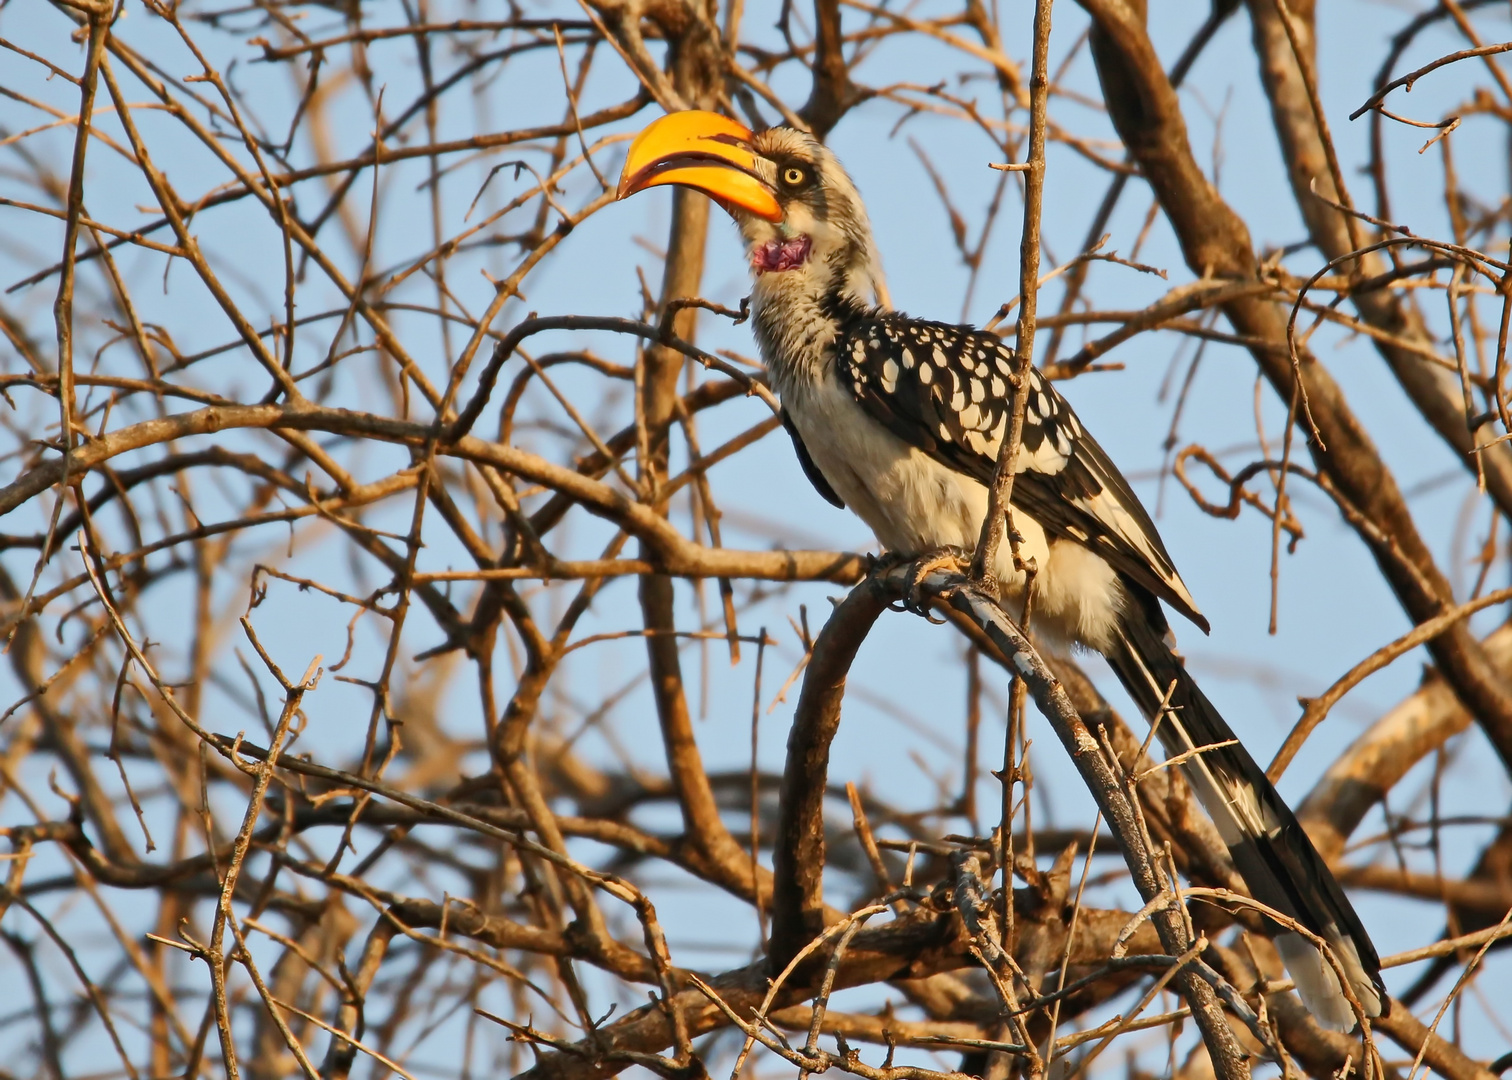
[1103,586,1386,1032]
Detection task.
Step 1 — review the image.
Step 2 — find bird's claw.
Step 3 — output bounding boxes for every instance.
[893,546,970,619]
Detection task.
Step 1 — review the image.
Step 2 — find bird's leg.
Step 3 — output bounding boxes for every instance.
[897,545,971,618]
[866,550,923,603]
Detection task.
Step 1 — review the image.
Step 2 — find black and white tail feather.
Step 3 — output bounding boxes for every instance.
[1106,586,1386,1030]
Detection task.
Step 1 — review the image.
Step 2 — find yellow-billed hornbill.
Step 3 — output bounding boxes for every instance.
[616,110,1384,1031]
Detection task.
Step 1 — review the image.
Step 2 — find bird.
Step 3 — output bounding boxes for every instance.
[616,109,1385,1032]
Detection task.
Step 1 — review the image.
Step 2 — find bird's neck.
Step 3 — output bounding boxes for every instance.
[749,240,883,399]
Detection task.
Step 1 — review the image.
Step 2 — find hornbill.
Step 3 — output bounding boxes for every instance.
[616,109,1385,1031]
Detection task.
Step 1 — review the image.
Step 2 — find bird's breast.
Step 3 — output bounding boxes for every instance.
[784,375,970,550]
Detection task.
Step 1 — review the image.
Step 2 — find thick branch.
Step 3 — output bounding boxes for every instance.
[800,0,866,138]
[1299,622,1512,859]
[769,581,888,969]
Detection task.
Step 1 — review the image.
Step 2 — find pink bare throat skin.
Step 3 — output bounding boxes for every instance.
[752,235,812,274]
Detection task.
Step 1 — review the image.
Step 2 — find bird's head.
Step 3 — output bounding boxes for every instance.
[617,110,884,311]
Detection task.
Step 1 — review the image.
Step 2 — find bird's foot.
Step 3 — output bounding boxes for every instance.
[867,550,909,577]
[892,546,970,618]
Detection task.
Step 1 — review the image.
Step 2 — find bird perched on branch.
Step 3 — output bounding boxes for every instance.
[617,109,1384,1031]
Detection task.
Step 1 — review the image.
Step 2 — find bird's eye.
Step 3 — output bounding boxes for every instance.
[780,165,810,189]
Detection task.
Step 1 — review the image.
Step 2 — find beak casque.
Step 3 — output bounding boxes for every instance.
[616,110,783,223]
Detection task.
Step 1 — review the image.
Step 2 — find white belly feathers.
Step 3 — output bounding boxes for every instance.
[784,375,1125,652]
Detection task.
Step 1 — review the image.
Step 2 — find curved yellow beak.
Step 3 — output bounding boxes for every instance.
[616,110,783,223]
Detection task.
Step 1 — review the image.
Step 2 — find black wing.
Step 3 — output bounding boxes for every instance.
[833,311,1207,632]
[782,407,844,509]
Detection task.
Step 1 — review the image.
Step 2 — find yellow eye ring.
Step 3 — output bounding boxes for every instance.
[781,166,807,187]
